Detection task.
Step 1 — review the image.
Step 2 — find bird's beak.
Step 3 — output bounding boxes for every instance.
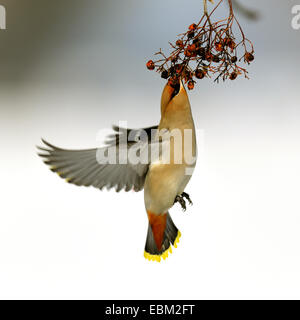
[161,78,186,112]
[178,78,186,96]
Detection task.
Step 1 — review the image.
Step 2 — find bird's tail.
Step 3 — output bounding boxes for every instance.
[144,212,181,262]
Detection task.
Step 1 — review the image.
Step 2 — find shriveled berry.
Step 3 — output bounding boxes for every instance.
[231,56,238,63]
[176,40,184,48]
[223,37,232,46]
[171,56,178,63]
[184,70,193,80]
[195,69,205,79]
[229,72,238,80]
[175,64,183,74]
[205,52,213,62]
[187,81,195,90]
[228,40,236,50]
[212,55,220,63]
[197,47,206,58]
[168,76,179,88]
[187,31,195,39]
[161,70,169,79]
[189,23,197,31]
[146,60,155,70]
[168,67,175,77]
[245,52,254,62]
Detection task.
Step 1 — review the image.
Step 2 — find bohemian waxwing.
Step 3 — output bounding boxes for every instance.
[38,79,197,262]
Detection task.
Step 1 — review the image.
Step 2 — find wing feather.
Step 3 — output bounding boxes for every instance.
[38,125,158,192]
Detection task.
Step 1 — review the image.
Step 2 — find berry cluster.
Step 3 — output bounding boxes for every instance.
[146,0,254,90]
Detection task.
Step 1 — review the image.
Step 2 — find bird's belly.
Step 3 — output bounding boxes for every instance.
[144,122,197,214]
[144,161,195,214]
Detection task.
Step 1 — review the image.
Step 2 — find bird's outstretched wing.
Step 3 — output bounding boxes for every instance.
[37,125,158,192]
[105,125,158,146]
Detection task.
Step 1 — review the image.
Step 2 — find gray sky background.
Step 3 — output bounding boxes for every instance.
[1,0,300,299]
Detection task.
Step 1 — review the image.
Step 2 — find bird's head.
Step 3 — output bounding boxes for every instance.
[160,78,190,115]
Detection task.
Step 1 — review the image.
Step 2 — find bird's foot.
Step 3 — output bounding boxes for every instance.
[181,192,193,205]
[174,195,186,211]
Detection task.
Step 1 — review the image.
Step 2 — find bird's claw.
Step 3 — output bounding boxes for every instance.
[182,192,193,205]
[174,195,186,211]
[174,192,193,212]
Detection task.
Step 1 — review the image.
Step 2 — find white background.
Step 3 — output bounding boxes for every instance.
[0,0,300,299]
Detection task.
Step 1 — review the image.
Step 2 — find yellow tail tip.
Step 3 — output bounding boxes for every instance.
[174,230,181,248]
[144,231,181,262]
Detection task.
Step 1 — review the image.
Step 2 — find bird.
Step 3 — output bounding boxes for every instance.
[37,78,197,262]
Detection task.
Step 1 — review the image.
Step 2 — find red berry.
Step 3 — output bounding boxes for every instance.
[146,60,155,70]
[184,48,196,58]
[187,44,197,52]
[245,52,254,62]
[161,70,169,79]
[215,42,223,52]
[231,56,238,63]
[189,23,197,31]
[184,49,192,57]
[229,72,238,80]
[195,69,205,79]
[176,40,184,48]
[187,81,195,90]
